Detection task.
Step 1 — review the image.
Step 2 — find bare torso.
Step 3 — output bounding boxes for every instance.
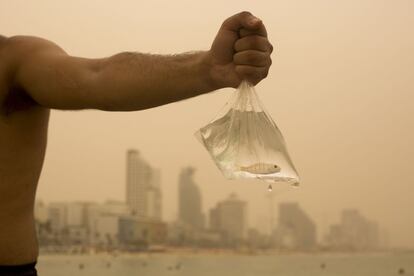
[0,37,49,265]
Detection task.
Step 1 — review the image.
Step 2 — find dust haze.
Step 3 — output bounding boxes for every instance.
[1,0,413,247]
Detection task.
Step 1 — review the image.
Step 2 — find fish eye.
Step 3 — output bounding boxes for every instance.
[274,165,277,168]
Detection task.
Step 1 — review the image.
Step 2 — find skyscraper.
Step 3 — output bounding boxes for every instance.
[145,168,162,220]
[178,167,204,229]
[209,193,247,242]
[275,202,317,250]
[324,209,379,250]
[126,149,162,220]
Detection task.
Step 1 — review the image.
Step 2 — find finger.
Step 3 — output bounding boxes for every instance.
[235,65,269,85]
[239,24,267,38]
[233,50,272,67]
[234,35,273,53]
[221,11,262,33]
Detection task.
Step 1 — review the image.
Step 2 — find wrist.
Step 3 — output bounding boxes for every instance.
[199,50,225,91]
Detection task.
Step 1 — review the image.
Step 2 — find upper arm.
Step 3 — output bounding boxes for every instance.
[7,36,102,110]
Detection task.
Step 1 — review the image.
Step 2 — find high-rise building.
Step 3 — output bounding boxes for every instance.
[126,149,147,217]
[324,209,379,250]
[275,202,317,250]
[126,149,162,220]
[146,169,162,220]
[178,167,204,229]
[209,193,247,242]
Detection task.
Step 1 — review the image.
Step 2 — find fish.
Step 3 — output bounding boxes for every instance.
[239,163,281,174]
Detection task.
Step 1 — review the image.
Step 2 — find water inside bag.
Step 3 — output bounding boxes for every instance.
[195,81,300,186]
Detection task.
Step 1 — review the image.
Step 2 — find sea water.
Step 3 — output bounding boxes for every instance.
[37,252,414,276]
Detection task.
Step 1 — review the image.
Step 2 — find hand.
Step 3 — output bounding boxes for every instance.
[206,11,273,88]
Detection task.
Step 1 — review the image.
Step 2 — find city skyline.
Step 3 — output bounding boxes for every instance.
[34,198,383,251]
[35,149,386,250]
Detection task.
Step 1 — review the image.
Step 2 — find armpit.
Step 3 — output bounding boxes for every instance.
[2,85,37,116]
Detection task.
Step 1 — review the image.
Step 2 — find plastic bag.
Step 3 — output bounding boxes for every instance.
[195,81,300,186]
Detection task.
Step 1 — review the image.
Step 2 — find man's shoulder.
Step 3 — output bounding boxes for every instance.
[1,35,66,66]
[0,35,68,114]
[0,36,43,115]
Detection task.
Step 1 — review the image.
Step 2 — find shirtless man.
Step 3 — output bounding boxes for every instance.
[0,12,272,275]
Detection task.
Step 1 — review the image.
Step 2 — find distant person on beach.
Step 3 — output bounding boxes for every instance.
[0,11,272,275]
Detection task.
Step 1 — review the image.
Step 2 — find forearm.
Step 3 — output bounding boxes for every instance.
[92,51,218,111]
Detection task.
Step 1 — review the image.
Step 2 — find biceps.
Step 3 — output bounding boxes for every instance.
[17,52,102,110]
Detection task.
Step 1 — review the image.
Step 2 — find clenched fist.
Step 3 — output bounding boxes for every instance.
[207,11,273,88]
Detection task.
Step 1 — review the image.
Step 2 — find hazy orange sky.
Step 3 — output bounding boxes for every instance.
[1,0,413,247]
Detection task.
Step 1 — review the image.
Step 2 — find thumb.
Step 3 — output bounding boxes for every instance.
[221,11,262,32]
